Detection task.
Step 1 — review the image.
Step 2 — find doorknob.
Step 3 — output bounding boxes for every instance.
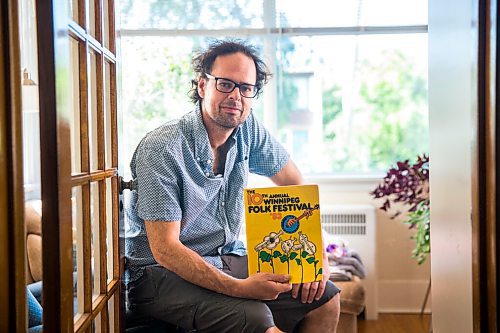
[118,176,137,194]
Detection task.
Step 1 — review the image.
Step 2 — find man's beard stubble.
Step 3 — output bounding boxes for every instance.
[212,104,246,129]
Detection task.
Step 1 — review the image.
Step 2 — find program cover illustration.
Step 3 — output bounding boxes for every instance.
[244,184,323,284]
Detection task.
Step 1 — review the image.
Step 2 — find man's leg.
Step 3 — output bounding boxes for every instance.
[265,281,340,332]
[295,293,341,332]
[220,255,341,333]
[127,265,276,333]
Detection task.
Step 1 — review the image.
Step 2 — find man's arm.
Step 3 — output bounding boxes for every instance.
[270,160,304,186]
[145,220,292,300]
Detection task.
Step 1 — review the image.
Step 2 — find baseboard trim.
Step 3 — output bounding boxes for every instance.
[378,308,432,314]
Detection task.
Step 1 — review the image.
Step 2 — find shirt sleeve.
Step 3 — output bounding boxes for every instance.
[135,139,183,222]
[247,112,290,177]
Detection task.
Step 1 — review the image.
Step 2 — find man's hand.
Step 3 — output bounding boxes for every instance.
[237,273,292,300]
[291,251,331,303]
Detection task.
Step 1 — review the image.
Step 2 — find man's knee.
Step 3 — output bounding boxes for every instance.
[321,292,340,317]
[316,292,341,325]
[328,292,341,315]
[306,292,340,323]
[296,293,341,332]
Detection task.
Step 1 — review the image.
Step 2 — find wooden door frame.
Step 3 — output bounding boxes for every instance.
[35,0,74,331]
[0,0,27,331]
[473,0,499,331]
[36,0,122,331]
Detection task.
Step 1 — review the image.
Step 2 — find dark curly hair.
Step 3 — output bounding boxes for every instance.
[188,39,272,104]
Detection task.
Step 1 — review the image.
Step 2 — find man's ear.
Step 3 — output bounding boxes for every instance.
[198,77,206,99]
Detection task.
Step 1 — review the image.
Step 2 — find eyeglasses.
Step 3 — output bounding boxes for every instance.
[204,73,258,98]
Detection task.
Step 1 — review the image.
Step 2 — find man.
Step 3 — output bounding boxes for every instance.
[125,39,340,333]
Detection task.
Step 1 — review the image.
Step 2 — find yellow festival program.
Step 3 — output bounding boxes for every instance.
[244,184,323,284]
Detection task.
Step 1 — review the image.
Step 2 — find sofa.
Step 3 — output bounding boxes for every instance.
[335,276,366,333]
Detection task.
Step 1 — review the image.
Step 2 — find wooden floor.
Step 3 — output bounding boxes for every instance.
[357,314,432,333]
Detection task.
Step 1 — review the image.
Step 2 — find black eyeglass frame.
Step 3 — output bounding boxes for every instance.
[204,73,259,98]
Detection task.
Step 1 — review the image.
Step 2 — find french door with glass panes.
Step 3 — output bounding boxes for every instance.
[36,0,122,331]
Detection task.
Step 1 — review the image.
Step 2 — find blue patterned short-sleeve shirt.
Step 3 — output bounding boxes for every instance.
[125,103,289,282]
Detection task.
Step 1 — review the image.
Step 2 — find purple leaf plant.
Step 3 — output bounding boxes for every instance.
[370,154,429,228]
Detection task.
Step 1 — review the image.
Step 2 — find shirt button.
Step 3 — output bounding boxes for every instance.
[196,157,200,161]
[205,172,210,177]
[207,159,212,164]
[221,201,225,206]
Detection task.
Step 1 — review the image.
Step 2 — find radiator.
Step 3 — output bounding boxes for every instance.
[321,204,378,320]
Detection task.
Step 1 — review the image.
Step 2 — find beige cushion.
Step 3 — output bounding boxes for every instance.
[26,234,43,282]
[25,200,42,283]
[335,276,366,315]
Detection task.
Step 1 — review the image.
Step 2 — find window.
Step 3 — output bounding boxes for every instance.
[120,0,428,177]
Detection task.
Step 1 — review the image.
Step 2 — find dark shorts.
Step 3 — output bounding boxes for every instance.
[127,255,340,333]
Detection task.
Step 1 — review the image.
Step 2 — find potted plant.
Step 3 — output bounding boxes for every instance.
[370,154,430,264]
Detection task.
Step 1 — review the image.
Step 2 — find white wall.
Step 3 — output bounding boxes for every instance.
[428,0,475,332]
[317,180,432,314]
[249,175,432,314]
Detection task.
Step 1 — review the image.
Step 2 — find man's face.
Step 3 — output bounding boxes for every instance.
[198,52,257,130]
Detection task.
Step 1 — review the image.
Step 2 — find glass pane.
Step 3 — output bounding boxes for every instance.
[19,0,39,86]
[103,0,110,49]
[120,0,265,30]
[72,186,84,321]
[22,102,41,199]
[275,34,428,174]
[69,37,81,174]
[91,181,101,300]
[16,0,38,72]
[356,0,428,26]
[275,0,428,27]
[20,0,41,201]
[104,61,113,169]
[92,311,102,333]
[108,294,115,332]
[120,0,427,30]
[67,0,78,22]
[87,0,96,38]
[20,5,43,328]
[88,50,99,171]
[106,177,113,283]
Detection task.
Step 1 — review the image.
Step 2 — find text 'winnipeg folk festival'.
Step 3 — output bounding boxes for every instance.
[246,190,314,214]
